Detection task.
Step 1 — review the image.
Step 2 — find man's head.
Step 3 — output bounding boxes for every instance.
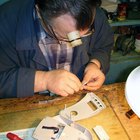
[35,0,101,46]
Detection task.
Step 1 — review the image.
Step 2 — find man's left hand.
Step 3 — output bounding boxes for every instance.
[82,62,105,91]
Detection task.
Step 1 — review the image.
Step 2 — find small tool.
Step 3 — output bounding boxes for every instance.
[6,132,23,140]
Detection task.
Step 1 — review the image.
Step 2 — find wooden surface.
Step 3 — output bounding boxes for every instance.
[0,82,140,140]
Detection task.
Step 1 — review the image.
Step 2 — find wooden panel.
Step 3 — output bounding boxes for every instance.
[104,83,140,140]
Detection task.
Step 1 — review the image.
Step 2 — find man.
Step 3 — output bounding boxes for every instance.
[0,0,114,98]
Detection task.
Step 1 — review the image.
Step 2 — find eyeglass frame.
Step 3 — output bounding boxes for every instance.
[36,6,94,44]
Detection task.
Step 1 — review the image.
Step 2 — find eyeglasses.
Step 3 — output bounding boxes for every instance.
[46,24,94,46]
[48,23,94,41]
[36,7,94,44]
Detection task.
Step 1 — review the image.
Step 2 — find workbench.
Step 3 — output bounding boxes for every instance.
[0,82,140,140]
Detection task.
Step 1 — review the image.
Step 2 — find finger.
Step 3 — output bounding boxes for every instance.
[64,87,75,95]
[68,73,82,88]
[86,80,99,87]
[58,90,69,97]
[68,77,82,91]
[83,85,100,91]
[82,76,91,86]
[87,74,105,86]
[72,78,82,89]
[82,81,89,86]
[82,73,94,86]
[66,80,80,93]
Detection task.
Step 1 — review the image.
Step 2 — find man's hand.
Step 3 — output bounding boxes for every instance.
[34,70,82,96]
[82,62,105,91]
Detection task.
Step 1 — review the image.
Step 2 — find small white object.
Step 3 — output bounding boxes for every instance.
[93,125,110,140]
[59,92,106,121]
[125,66,140,118]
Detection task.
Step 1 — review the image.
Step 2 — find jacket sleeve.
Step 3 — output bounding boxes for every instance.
[0,42,36,98]
[89,8,114,74]
[0,0,36,98]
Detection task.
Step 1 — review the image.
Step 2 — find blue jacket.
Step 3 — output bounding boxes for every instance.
[0,0,114,98]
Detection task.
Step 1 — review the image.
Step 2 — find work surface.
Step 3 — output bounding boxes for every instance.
[0,82,140,140]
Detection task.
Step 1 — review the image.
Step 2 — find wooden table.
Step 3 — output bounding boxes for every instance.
[0,82,140,140]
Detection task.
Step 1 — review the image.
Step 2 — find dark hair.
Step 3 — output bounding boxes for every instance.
[36,0,101,30]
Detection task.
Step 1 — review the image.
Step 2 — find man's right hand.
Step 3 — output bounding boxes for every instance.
[34,70,82,96]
